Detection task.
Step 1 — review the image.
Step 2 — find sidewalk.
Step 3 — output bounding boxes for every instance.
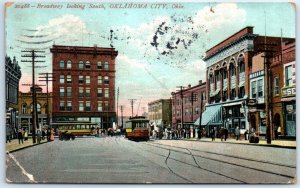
[6,137,48,153]
[186,137,296,149]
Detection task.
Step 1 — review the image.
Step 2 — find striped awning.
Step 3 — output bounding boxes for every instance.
[194,104,222,126]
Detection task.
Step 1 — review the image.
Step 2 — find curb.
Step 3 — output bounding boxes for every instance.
[6,140,51,154]
[184,138,296,149]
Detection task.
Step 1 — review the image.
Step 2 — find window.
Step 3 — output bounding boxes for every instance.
[67,87,72,97]
[251,81,257,98]
[79,61,84,69]
[104,76,109,84]
[86,101,91,111]
[209,75,214,84]
[97,88,103,97]
[230,89,236,100]
[239,86,245,98]
[258,79,263,97]
[274,77,279,96]
[60,101,65,111]
[86,76,90,85]
[98,102,103,111]
[104,62,109,70]
[59,60,64,68]
[67,101,72,111]
[223,69,227,79]
[104,88,109,98]
[216,71,220,82]
[285,65,292,86]
[22,104,27,114]
[230,63,236,76]
[86,88,90,97]
[67,75,72,83]
[97,62,102,70]
[239,58,245,73]
[104,101,109,111]
[67,60,72,69]
[60,75,64,84]
[79,87,84,97]
[98,76,102,85]
[79,101,84,111]
[79,75,83,84]
[60,87,64,97]
[85,61,90,69]
[222,91,228,101]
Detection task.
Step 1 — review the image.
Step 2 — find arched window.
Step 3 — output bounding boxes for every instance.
[78,61,84,69]
[229,63,236,76]
[104,62,109,70]
[22,103,27,114]
[30,103,41,113]
[67,60,72,69]
[238,56,245,73]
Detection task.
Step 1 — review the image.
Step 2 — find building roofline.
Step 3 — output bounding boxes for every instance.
[148,98,171,105]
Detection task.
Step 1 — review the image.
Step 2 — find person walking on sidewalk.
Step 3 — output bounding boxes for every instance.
[219,127,225,141]
[37,130,42,144]
[244,129,249,140]
[224,127,228,141]
[17,128,24,144]
[210,128,215,141]
[235,126,240,141]
[24,128,28,141]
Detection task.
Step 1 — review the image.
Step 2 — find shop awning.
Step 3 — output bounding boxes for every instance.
[194,104,222,126]
[281,97,296,102]
[222,101,243,107]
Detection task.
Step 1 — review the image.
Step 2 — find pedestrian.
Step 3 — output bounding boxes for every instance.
[47,128,51,141]
[244,129,249,140]
[42,129,46,140]
[220,127,225,141]
[274,125,278,139]
[37,130,42,144]
[18,128,24,144]
[24,128,28,141]
[224,127,228,141]
[202,128,206,138]
[6,126,11,143]
[210,128,215,141]
[50,128,54,141]
[235,126,240,141]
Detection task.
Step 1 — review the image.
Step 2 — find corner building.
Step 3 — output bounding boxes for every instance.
[51,45,118,129]
[201,26,293,136]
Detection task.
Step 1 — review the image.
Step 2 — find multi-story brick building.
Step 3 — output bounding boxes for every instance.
[18,86,52,134]
[171,80,206,137]
[5,55,21,139]
[50,45,118,129]
[148,99,172,130]
[202,26,294,136]
[270,41,296,139]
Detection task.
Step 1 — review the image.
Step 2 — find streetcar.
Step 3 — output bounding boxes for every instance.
[125,116,150,141]
[52,121,98,138]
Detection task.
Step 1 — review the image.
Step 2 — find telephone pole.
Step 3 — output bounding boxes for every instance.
[21,50,45,144]
[177,86,185,129]
[128,99,136,117]
[116,87,119,126]
[120,105,124,128]
[38,73,54,128]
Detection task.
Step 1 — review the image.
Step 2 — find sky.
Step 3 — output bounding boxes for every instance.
[4,1,295,116]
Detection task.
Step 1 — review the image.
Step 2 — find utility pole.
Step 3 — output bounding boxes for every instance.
[116,87,119,126]
[128,99,136,117]
[38,73,54,129]
[21,50,45,144]
[120,105,124,128]
[177,86,185,129]
[190,92,197,138]
[198,93,203,139]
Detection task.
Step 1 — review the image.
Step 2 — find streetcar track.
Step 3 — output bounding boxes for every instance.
[141,142,295,179]
[147,142,296,168]
[130,141,245,183]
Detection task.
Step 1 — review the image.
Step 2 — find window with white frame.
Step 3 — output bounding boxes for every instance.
[79,87,84,97]
[85,101,91,111]
[67,87,72,97]
[104,76,109,84]
[97,88,103,97]
[60,87,64,97]
[60,101,65,111]
[67,75,72,83]
[79,61,84,69]
[86,88,90,97]
[98,76,102,85]
[85,61,90,69]
[67,60,72,69]
[97,62,102,70]
[274,77,279,96]
[60,75,64,84]
[67,101,72,111]
[59,60,64,68]
[97,101,103,111]
[79,75,83,84]
[104,62,109,70]
[86,76,90,85]
[104,101,109,111]
[104,88,109,98]
[79,101,84,111]
[251,81,257,99]
[285,65,292,86]
[22,104,27,114]
[257,79,263,97]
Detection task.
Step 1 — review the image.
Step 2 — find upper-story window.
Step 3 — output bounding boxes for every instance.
[86,101,91,111]
[104,88,109,98]
[67,75,72,84]
[104,76,109,84]
[216,70,220,82]
[79,61,84,69]
[257,79,263,97]
[97,62,102,70]
[79,75,84,84]
[274,77,279,96]
[239,56,245,73]
[79,87,84,97]
[209,74,214,84]
[285,65,292,86]
[229,63,236,76]
[67,60,72,69]
[251,81,257,99]
[98,101,103,111]
[104,62,109,70]
[79,101,84,111]
[86,76,90,85]
[59,60,64,68]
[60,75,64,84]
[60,87,64,97]
[98,76,102,85]
[22,104,27,114]
[223,69,227,79]
[85,61,91,69]
[67,101,72,111]
[67,87,72,97]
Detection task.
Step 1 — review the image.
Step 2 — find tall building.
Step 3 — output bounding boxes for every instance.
[171,80,206,137]
[50,45,118,129]
[202,26,294,136]
[18,86,52,134]
[148,99,172,129]
[5,55,21,138]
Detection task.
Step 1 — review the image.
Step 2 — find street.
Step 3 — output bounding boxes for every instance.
[6,136,296,184]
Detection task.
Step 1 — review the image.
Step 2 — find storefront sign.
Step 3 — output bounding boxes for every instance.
[286,105,294,113]
[281,86,296,98]
[260,111,266,118]
[247,99,257,107]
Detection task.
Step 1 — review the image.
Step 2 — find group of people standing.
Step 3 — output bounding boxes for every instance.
[17,128,28,144]
[210,127,229,141]
[17,127,54,144]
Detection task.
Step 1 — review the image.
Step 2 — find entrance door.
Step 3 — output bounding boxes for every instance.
[286,113,296,137]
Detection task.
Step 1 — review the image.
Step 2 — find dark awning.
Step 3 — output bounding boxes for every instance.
[194,104,222,126]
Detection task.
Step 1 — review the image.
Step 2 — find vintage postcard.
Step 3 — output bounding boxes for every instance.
[5,1,296,184]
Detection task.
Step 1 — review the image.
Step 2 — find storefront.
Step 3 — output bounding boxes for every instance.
[281,86,296,138]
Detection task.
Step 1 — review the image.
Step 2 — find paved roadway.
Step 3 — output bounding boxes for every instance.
[6,136,296,184]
